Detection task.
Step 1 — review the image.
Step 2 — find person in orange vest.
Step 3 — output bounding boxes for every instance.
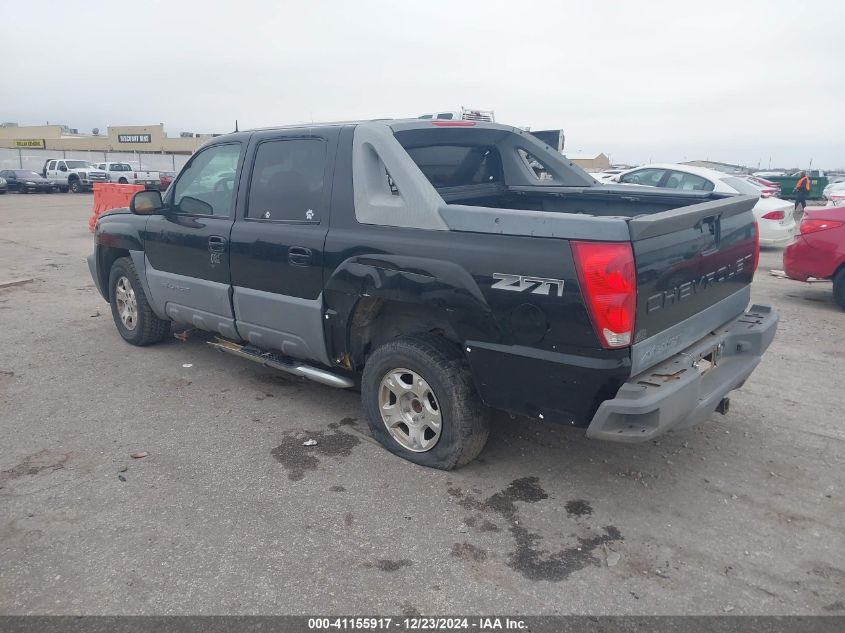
[793,171,811,218]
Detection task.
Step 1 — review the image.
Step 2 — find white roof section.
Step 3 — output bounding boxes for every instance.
[629,162,735,181]
[563,151,606,160]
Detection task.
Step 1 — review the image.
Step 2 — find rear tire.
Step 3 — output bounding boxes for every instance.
[108,257,170,346]
[362,334,489,470]
[833,268,845,310]
[118,177,128,184]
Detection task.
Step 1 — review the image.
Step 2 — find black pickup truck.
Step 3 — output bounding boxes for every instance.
[88,119,778,469]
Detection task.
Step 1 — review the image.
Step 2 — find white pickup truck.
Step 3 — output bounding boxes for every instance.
[42,159,109,193]
[93,162,160,189]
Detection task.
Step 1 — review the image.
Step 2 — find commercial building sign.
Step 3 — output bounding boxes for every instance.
[15,139,45,148]
[118,134,151,143]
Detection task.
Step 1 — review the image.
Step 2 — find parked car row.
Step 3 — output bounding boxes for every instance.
[0,161,173,194]
[0,169,60,193]
[595,163,797,247]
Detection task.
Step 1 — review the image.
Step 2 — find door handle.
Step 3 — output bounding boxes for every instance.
[208,235,227,252]
[288,246,313,267]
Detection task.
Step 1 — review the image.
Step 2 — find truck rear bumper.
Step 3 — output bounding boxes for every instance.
[586,304,778,442]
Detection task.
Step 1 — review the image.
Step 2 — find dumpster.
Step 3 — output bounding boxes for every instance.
[765,171,828,200]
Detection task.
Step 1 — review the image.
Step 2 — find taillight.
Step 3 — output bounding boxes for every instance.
[762,210,784,220]
[800,219,844,235]
[571,241,636,349]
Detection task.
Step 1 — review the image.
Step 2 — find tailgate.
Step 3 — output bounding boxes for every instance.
[627,194,758,374]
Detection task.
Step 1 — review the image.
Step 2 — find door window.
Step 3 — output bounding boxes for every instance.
[664,170,715,191]
[246,139,327,222]
[47,161,56,170]
[172,143,242,216]
[619,168,667,187]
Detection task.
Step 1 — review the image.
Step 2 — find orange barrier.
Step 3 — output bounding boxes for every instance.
[88,183,144,232]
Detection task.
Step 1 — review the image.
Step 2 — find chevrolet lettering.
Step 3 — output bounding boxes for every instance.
[646,254,755,314]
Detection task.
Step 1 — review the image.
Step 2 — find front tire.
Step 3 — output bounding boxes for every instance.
[362,334,489,470]
[108,257,170,346]
[70,179,81,193]
[833,268,845,310]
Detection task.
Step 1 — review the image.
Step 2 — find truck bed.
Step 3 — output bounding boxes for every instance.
[437,182,727,218]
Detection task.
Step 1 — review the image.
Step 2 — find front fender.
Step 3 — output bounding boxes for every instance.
[95,212,144,251]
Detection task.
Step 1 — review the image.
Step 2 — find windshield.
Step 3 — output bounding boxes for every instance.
[65,160,93,169]
[14,170,41,178]
[723,177,761,196]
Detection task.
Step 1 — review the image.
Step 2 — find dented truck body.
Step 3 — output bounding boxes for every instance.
[89,119,777,457]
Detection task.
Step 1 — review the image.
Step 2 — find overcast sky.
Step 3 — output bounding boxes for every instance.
[3,0,843,168]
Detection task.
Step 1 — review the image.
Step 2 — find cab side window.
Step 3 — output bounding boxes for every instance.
[619,168,666,187]
[47,161,57,170]
[172,143,242,216]
[246,139,327,222]
[664,171,715,192]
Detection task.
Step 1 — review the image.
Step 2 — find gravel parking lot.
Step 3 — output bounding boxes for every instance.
[1,193,843,615]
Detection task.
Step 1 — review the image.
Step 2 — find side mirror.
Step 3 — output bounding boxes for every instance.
[130,190,163,215]
[59,164,67,172]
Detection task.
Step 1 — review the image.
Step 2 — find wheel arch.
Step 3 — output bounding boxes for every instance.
[348,297,461,368]
[322,255,501,369]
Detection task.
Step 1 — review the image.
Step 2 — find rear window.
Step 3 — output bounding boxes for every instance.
[723,177,761,197]
[399,143,502,188]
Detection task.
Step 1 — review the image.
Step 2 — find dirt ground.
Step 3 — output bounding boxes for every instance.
[0,193,842,615]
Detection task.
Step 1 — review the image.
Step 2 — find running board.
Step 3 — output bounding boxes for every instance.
[208,339,355,389]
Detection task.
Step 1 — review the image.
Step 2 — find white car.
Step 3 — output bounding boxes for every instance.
[610,163,796,247]
[41,158,108,193]
[823,179,845,205]
[93,162,160,189]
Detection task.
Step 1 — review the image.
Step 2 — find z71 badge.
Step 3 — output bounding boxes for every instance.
[491,273,565,297]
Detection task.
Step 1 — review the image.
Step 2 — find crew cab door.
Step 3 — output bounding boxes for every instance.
[142,141,244,339]
[228,129,338,365]
[44,160,57,179]
[49,160,66,185]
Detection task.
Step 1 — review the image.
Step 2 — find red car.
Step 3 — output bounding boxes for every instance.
[783,205,845,309]
[158,171,176,191]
